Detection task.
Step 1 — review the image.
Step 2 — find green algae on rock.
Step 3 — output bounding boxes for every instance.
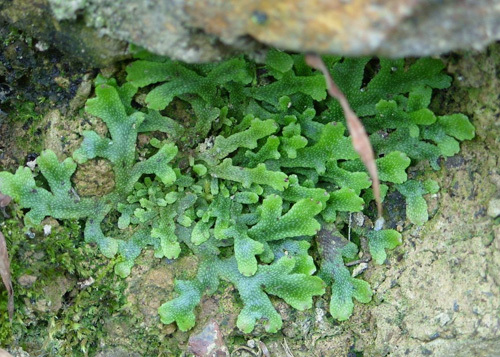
[0,49,474,333]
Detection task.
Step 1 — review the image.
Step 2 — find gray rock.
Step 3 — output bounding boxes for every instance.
[3,0,500,64]
[487,198,500,218]
[47,0,500,61]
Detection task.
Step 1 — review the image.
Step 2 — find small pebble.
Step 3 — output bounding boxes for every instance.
[35,41,49,52]
[487,199,500,217]
[43,224,52,236]
[352,262,368,277]
[26,160,37,170]
[374,216,385,231]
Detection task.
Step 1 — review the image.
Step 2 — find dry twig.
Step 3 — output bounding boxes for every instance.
[0,191,13,322]
[305,54,382,218]
[0,230,13,322]
[281,338,295,357]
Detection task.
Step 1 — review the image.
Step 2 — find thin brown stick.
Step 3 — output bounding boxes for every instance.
[305,54,382,218]
[0,230,14,322]
[281,338,295,357]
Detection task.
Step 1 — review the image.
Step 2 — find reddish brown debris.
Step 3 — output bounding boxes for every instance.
[188,320,229,356]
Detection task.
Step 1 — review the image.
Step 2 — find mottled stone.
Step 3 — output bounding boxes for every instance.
[0,0,128,66]
[3,0,500,64]
[32,275,75,313]
[365,43,500,357]
[17,275,37,288]
[73,159,115,197]
[487,198,500,218]
[188,321,229,357]
[183,0,500,58]
[49,0,500,62]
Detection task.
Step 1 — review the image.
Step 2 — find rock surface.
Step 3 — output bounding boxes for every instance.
[183,0,500,59]
[364,44,500,357]
[3,0,500,63]
[0,0,128,66]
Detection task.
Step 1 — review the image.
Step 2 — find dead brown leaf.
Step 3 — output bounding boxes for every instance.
[0,193,11,218]
[0,230,14,322]
[306,53,382,218]
[0,191,14,322]
[0,194,11,208]
[0,348,13,357]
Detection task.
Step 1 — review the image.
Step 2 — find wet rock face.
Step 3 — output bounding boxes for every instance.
[3,0,500,63]
[0,0,128,66]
